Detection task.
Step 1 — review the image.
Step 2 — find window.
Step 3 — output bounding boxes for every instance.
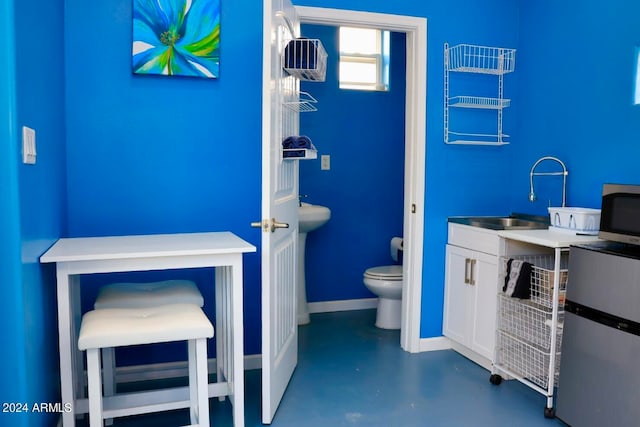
[339,27,390,91]
[635,47,640,105]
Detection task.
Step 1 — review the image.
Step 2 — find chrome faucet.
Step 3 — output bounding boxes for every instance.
[528,156,568,207]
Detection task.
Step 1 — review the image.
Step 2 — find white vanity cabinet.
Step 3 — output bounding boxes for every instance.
[443,223,503,370]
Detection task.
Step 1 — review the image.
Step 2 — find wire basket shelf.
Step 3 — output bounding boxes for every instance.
[495,330,561,389]
[498,295,564,352]
[449,96,511,109]
[501,254,568,309]
[447,44,516,75]
[283,91,318,113]
[283,38,327,82]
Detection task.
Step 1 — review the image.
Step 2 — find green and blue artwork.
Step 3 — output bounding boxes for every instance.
[132,0,220,78]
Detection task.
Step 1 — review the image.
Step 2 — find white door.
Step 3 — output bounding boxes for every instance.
[259,0,300,423]
[442,244,473,345]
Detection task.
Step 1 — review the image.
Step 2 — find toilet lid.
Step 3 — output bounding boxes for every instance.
[364,265,403,280]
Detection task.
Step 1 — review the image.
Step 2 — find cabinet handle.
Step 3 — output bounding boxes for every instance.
[464,258,470,284]
[469,259,476,285]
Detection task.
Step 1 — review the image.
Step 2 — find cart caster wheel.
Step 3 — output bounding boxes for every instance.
[544,407,555,418]
[489,374,502,385]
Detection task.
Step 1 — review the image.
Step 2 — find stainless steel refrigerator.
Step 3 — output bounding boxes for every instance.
[556,242,640,427]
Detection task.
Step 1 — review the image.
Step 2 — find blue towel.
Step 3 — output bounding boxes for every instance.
[282,136,297,149]
[282,135,315,158]
[282,135,314,149]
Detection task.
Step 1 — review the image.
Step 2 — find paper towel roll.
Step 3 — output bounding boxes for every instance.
[390,237,404,263]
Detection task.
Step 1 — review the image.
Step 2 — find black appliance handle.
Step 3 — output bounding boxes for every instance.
[565,300,640,337]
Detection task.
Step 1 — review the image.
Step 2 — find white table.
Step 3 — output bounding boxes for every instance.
[40,232,256,427]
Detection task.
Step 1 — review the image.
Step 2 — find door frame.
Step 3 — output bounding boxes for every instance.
[295,7,427,353]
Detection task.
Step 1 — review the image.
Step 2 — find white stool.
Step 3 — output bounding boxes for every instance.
[94,279,204,309]
[93,280,204,398]
[78,304,213,427]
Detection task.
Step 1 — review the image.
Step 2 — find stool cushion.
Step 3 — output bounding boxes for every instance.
[78,304,213,350]
[94,280,204,309]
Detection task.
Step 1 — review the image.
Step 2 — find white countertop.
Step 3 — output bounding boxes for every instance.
[498,228,600,249]
[40,231,256,263]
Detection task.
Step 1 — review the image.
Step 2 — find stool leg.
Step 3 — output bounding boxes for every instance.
[101,348,115,426]
[86,348,104,427]
[196,338,210,427]
[215,271,224,402]
[188,340,198,423]
[102,347,115,395]
[189,338,210,427]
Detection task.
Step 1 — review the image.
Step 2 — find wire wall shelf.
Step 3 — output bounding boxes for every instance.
[449,96,511,110]
[444,42,516,146]
[283,91,318,113]
[446,131,510,146]
[447,43,516,75]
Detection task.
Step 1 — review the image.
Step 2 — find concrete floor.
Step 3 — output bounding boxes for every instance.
[78,309,566,426]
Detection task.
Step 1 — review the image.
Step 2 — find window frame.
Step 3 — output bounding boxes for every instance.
[338,27,389,92]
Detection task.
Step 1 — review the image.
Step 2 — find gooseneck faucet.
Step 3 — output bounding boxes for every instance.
[528,156,568,207]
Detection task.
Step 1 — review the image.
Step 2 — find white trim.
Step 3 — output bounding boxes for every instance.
[308,298,378,314]
[419,336,452,352]
[296,7,427,354]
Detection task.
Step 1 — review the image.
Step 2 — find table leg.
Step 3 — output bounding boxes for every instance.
[215,267,225,401]
[57,268,77,427]
[230,258,245,427]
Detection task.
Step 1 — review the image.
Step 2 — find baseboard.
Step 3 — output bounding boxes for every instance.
[419,336,452,352]
[308,298,378,314]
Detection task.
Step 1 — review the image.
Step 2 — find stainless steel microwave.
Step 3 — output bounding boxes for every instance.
[599,183,640,246]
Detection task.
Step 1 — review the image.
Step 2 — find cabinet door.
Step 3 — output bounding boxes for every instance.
[443,244,474,345]
[470,251,499,359]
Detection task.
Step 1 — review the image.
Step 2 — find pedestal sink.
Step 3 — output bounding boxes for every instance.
[298,202,331,325]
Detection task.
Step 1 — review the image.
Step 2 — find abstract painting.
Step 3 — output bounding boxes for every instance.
[132,0,220,78]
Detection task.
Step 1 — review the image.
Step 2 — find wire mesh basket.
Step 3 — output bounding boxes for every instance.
[283,38,327,82]
[447,43,516,75]
[495,331,561,389]
[498,295,564,351]
[501,254,568,309]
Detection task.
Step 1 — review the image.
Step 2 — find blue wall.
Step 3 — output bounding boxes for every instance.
[1,0,67,426]
[64,0,264,356]
[511,0,640,214]
[0,0,27,422]
[299,25,406,303]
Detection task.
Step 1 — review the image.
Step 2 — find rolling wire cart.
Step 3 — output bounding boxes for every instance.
[489,251,569,418]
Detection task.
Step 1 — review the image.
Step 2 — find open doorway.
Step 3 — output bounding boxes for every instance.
[296,7,427,353]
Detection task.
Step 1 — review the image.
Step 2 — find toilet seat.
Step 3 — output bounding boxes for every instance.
[364,265,403,280]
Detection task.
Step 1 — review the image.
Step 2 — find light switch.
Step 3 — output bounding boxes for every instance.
[321,154,330,170]
[22,126,36,165]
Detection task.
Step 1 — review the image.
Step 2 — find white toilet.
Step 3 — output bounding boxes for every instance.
[363,237,403,330]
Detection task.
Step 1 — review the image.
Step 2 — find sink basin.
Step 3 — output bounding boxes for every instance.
[449,214,549,230]
[299,203,331,233]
